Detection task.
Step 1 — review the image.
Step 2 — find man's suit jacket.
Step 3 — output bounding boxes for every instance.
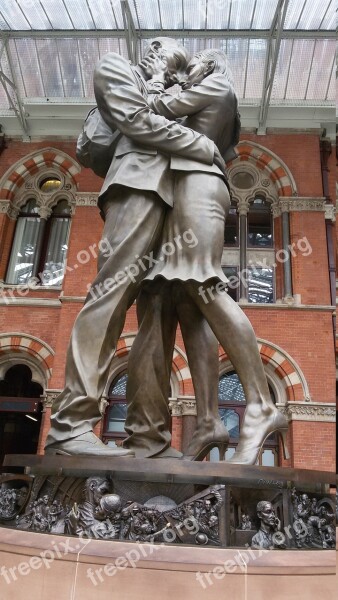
[93,53,216,208]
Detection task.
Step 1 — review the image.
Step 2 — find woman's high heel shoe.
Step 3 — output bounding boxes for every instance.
[184,440,228,461]
[227,409,290,466]
[183,422,229,461]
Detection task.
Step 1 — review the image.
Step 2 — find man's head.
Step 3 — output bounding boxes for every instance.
[180,49,234,90]
[139,37,189,87]
[256,501,276,528]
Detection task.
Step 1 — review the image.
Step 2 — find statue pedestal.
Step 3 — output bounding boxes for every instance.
[0,455,335,552]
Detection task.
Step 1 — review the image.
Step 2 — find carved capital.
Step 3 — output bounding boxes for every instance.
[237,199,249,216]
[7,204,20,220]
[178,396,197,416]
[0,201,10,215]
[41,389,61,409]
[169,396,197,416]
[75,192,99,207]
[271,201,281,218]
[324,204,336,222]
[38,206,52,220]
[168,397,183,417]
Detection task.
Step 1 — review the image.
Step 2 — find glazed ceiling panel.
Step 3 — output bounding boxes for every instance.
[0,0,335,134]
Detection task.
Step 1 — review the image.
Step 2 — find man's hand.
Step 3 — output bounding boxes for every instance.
[213,145,226,176]
[140,53,167,82]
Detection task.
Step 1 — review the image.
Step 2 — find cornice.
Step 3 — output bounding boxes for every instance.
[75,192,99,207]
[277,402,335,422]
[272,197,326,217]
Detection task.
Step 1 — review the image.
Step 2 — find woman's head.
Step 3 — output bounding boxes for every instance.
[181,49,234,90]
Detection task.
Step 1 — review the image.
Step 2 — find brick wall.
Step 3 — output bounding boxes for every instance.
[0,132,335,472]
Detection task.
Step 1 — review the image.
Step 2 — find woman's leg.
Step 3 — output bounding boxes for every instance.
[174,284,229,455]
[184,281,287,463]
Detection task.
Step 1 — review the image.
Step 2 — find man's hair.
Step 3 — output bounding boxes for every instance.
[144,37,190,71]
[256,500,271,514]
[193,49,234,88]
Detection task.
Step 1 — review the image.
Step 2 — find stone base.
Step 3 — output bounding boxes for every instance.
[0,527,336,600]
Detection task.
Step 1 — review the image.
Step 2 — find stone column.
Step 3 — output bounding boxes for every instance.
[37,390,60,454]
[237,199,249,302]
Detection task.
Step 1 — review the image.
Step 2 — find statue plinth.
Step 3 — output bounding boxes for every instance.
[0,455,335,551]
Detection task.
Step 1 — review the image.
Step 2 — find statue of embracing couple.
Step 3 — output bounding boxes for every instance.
[45,37,289,465]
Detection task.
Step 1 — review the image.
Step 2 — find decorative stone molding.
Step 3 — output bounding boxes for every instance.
[277,402,335,422]
[41,390,61,409]
[7,204,20,220]
[0,200,10,214]
[38,206,53,220]
[75,192,99,207]
[237,198,250,216]
[324,204,336,222]
[168,397,183,417]
[168,396,197,417]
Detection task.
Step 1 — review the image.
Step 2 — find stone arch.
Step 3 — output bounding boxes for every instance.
[106,333,186,397]
[0,333,55,385]
[218,338,309,403]
[0,147,81,202]
[228,140,298,197]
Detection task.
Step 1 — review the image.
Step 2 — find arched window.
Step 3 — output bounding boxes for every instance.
[225,164,277,304]
[210,371,278,466]
[6,198,71,287]
[102,373,128,446]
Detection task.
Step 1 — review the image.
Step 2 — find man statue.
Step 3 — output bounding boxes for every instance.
[45,38,224,457]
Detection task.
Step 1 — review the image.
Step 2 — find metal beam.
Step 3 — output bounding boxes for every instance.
[258,0,289,134]
[0,37,29,138]
[0,29,334,40]
[121,0,138,63]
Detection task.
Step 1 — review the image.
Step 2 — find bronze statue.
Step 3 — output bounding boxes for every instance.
[45,38,224,457]
[45,40,288,464]
[123,49,288,463]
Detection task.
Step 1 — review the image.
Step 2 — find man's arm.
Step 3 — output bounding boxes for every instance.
[94,52,215,165]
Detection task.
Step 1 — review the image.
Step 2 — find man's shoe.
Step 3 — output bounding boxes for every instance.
[45,432,135,457]
[152,447,183,459]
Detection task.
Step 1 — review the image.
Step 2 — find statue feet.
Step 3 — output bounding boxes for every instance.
[45,432,135,457]
[227,407,289,465]
[184,419,229,461]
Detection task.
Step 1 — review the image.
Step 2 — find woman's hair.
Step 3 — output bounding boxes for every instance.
[145,37,190,71]
[194,49,234,88]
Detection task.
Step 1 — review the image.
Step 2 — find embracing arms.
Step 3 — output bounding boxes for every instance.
[94,53,216,165]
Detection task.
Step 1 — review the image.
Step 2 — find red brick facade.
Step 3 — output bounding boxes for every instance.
[0,133,335,472]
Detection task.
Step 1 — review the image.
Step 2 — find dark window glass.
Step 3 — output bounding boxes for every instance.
[103,373,128,443]
[211,371,278,465]
[6,198,71,287]
[247,197,273,248]
[109,374,128,397]
[224,203,239,247]
[40,201,71,286]
[6,200,41,285]
[247,267,274,304]
[222,266,239,302]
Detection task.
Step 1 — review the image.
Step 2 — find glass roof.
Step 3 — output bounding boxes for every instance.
[0,0,335,127]
[0,0,335,31]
